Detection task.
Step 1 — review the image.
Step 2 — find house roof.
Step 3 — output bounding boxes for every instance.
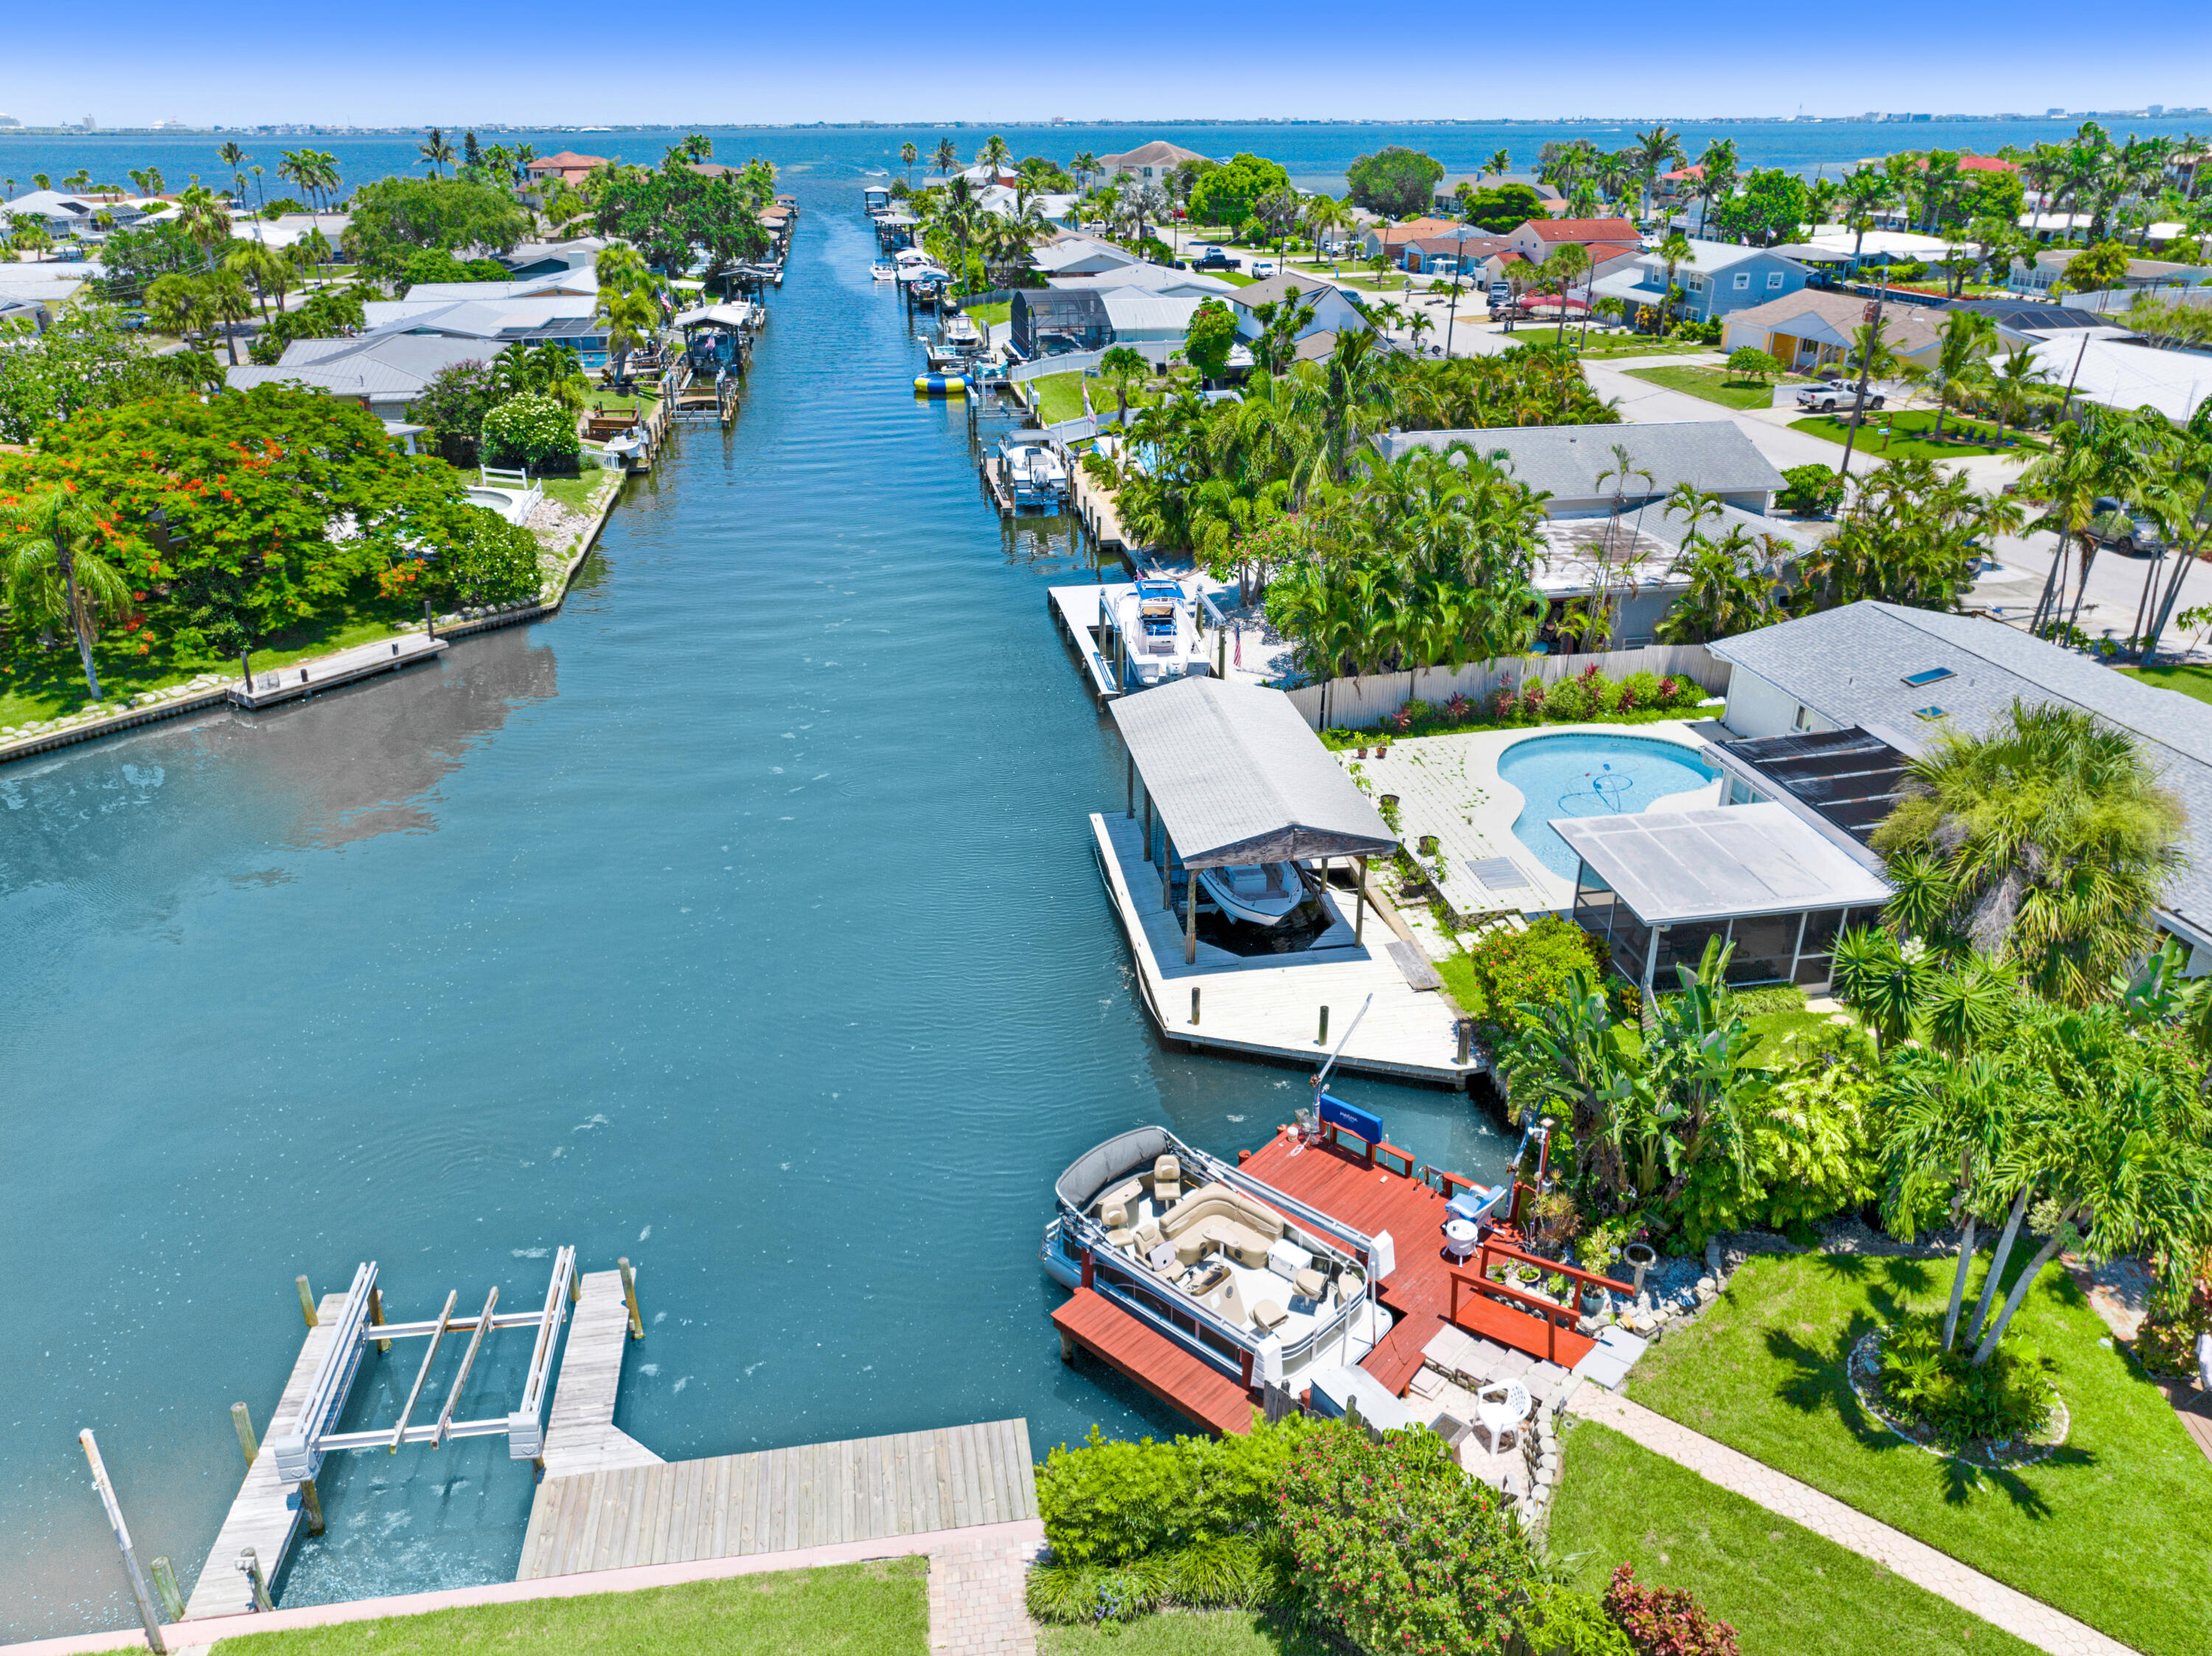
[1108,677,1395,869]
[403,272,599,302]
[1658,164,1707,182]
[1032,235,1140,274]
[359,294,601,341]
[1015,287,1111,323]
[1721,288,1943,355]
[1099,292,1206,333]
[1099,140,1211,172]
[2022,333,2212,424]
[1524,217,1640,244]
[1708,601,2212,940]
[525,151,607,173]
[1227,272,1361,316]
[1377,421,1785,504]
[1405,234,1510,257]
[1554,803,1892,928]
[225,333,494,400]
[1945,299,2109,333]
[1048,265,1238,299]
[1366,218,1472,247]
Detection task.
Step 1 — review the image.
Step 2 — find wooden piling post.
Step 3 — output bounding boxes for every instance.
[237,1547,274,1613]
[1318,1006,1330,1046]
[298,1478,324,1537]
[77,1430,167,1653]
[1058,1328,1076,1363]
[1354,855,1368,944]
[295,1276,317,1328]
[231,1402,258,1467]
[1190,987,1200,1025]
[1184,859,1199,964]
[149,1557,185,1624]
[618,1257,644,1338]
[568,1267,582,1305]
[369,1285,389,1352]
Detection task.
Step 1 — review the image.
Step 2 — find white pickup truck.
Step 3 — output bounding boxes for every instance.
[1796,383,1886,414]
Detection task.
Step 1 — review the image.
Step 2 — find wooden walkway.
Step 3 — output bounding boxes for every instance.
[1051,1288,1256,1436]
[540,1270,662,1481]
[182,1293,347,1618]
[515,1419,1037,1580]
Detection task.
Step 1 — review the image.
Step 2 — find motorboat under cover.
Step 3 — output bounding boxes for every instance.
[1197,860,1310,926]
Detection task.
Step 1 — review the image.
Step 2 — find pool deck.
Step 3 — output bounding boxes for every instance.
[1333,722,1727,949]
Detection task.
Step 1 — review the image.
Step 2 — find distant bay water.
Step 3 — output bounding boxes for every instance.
[4,116,2207,201]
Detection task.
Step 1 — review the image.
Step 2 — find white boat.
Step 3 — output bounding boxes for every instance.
[870,260,897,282]
[1197,861,1312,927]
[997,434,1059,511]
[1106,578,1204,690]
[1027,445,1068,498]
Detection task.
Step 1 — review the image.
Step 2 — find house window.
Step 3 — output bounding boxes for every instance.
[1733,272,1750,290]
[1792,704,1813,733]
[1766,271,1784,289]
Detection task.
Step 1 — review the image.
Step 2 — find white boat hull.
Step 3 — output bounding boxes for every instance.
[1198,863,1308,927]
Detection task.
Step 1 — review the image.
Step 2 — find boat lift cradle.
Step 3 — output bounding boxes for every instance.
[268,1248,580,1481]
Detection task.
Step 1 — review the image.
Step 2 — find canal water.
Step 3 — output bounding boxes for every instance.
[0,184,1515,1638]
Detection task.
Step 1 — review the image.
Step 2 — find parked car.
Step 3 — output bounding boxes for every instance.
[1248,259,1278,278]
[2087,495,2166,554]
[1487,280,1512,304]
[1796,383,1886,414]
[1190,250,1242,273]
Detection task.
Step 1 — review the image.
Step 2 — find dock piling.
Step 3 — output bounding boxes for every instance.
[369,1285,390,1352]
[618,1256,644,1338]
[1318,1006,1330,1046]
[236,1547,274,1612]
[77,1430,168,1654]
[149,1557,184,1623]
[295,1276,317,1328]
[298,1477,324,1536]
[1455,1019,1473,1065]
[231,1401,258,1467]
[1191,987,1200,1025]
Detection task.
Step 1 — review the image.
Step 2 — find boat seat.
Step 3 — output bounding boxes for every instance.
[1159,1183,1287,1248]
[1100,1179,1144,1231]
[1105,1228,1138,1253]
[1251,1299,1288,1332]
[1293,1267,1327,1301]
[1201,1217,1274,1268]
[1134,1217,1164,1252]
[1152,1155,1181,1206]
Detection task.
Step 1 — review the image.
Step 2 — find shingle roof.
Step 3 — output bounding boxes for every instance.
[1722,288,1942,354]
[1708,602,2212,939]
[1526,218,1640,243]
[1377,422,1785,504]
[1228,273,1360,315]
[1109,677,1395,869]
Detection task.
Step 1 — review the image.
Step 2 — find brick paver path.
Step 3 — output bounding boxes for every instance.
[1567,1388,2133,1656]
[928,1526,1043,1656]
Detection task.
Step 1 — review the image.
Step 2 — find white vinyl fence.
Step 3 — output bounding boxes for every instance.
[1280,644,1731,731]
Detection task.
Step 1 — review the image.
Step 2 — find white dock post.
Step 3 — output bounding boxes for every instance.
[77,1430,168,1654]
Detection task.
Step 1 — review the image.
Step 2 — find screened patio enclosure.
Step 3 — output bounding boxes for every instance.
[1553,804,1892,995]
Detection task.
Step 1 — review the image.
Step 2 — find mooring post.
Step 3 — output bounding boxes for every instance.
[568,1267,582,1305]
[298,1478,324,1536]
[295,1276,317,1328]
[231,1402,258,1467]
[369,1285,390,1353]
[1455,1019,1473,1065]
[618,1257,644,1338]
[77,1430,167,1653]
[1191,987,1200,1026]
[149,1557,185,1624]
[237,1548,274,1613]
[1317,1005,1330,1046]
[1354,855,1368,944]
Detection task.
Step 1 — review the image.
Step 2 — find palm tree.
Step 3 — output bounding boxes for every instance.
[1545,241,1591,344]
[1655,232,1694,333]
[932,139,959,181]
[226,242,291,321]
[599,287,661,383]
[1632,127,1683,223]
[1871,700,2185,1003]
[2,485,133,700]
[418,128,456,178]
[897,142,919,190]
[1839,166,1893,271]
[1693,139,1738,238]
[975,135,1011,179]
[217,142,249,195]
[1486,147,1512,180]
[1925,309,1995,442]
[1985,344,2051,447]
[1071,150,1100,192]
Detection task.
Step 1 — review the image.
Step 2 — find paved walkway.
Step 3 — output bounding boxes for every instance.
[1566,1388,2133,1656]
[927,1525,1043,1656]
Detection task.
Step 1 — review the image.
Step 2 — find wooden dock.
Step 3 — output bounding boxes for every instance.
[182,1294,347,1618]
[515,1419,1036,1579]
[1092,811,1481,1087]
[540,1270,662,1480]
[1048,585,1121,700]
[1052,1290,1256,1435]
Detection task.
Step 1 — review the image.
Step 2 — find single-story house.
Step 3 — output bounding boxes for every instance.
[1705,599,2212,966]
[2020,331,2212,425]
[1718,288,1944,373]
[1099,141,1211,181]
[1376,420,1786,515]
[0,189,161,238]
[2020,248,2212,296]
[1394,232,1510,276]
[1032,234,1143,279]
[498,237,607,279]
[1225,273,1368,342]
[1047,263,1239,302]
[1591,239,1812,327]
[1097,291,1206,344]
[225,333,497,426]
[231,212,352,252]
[1012,287,1113,355]
[1502,217,1641,267]
[1430,174,1559,215]
[1356,218,1476,262]
[403,269,599,302]
[358,294,608,360]
[1767,227,1969,268]
[525,151,608,187]
[1943,297,2113,349]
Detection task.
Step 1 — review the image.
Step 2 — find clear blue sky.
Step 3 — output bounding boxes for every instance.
[1,2,2206,128]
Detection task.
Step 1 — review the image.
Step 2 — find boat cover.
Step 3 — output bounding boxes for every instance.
[672,304,757,330]
[1055,1125,1175,1209]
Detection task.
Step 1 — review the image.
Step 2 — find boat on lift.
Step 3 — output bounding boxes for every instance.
[1197,861,1315,928]
[870,260,897,282]
[1105,578,1204,690]
[997,433,1062,511]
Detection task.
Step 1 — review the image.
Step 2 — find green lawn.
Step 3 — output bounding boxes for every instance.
[967,301,1012,328]
[1551,1422,2041,1656]
[1624,366,1792,411]
[543,471,618,515]
[1029,371,1093,423]
[1789,408,2038,460]
[1541,337,1722,360]
[2120,661,2212,705]
[1039,1610,1321,1656]
[1624,1252,2212,1656]
[209,1560,927,1656]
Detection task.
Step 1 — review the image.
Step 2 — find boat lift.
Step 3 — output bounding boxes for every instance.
[268,1247,577,1481]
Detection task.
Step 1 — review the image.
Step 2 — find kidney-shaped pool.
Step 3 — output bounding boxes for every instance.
[1500,731,1722,880]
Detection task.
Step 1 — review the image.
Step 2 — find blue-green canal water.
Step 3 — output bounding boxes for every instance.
[0,175,1523,1640]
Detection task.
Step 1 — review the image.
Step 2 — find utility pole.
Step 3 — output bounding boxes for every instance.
[1834,266,1891,483]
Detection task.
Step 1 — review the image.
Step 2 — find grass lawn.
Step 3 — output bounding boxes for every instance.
[1551,1421,2042,1656]
[1625,365,1793,411]
[1038,1609,1323,1656]
[1789,408,2039,460]
[967,301,1012,327]
[1029,371,1092,424]
[543,471,617,515]
[2117,661,2212,705]
[209,1559,927,1656]
[1543,336,1722,360]
[1625,1251,2212,1656]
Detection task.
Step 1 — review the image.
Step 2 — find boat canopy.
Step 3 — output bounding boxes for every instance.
[672,303,757,330]
[1110,677,1397,869]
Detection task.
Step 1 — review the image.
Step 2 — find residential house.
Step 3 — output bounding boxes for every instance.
[1032,234,1144,279]
[1356,218,1476,263]
[1430,174,1560,215]
[2017,330,2212,425]
[1098,141,1211,182]
[524,151,608,187]
[1,189,160,243]
[400,271,600,302]
[1012,287,1113,355]
[2020,248,2212,296]
[1373,422,1802,646]
[1943,297,2114,349]
[1591,239,1812,327]
[231,212,352,252]
[224,333,499,428]
[1224,273,1369,344]
[1048,263,1239,303]
[1705,599,2212,966]
[1395,232,1511,277]
[1501,218,1641,268]
[357,293,609,361]
[1768,227,1970,269]
[1098,291,1206,344]
[1718,287,1944,373]
[1653,164,1705,211]
[498,237,609,279]
[1,295,54,333]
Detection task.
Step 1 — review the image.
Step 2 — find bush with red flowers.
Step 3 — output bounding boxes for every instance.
[1601,1564,1740,1656]
[1276,1418,1533,1656]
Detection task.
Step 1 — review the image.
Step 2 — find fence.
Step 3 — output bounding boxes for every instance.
[1003,339,1183,385]
[1279,644,1731,731]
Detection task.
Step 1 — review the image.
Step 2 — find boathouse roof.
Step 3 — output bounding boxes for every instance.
[1110,678,1397,869]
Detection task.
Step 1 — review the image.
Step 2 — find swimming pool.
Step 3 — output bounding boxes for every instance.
[1499,732,1722,880]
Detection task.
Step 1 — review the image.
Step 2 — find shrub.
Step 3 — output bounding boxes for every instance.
[1725,347,1779,386]
[1877,1312,2056,1448]
[1545,676,1593,721]
[1026,1558,1166,1624]
[1777,462,1844,516]
[1036,1421,1300,1568]
[1277,1419,1533,1656]
[1519,679,1547,718]
[1674,1061,1879,1244]
[1443,692,1473,724]
[1517,1583,1634,1656]
[2135,1298,2212,1377]
[1603,1565,1739,1656]
[1461,916,1607,1041]
[480,393,580,470]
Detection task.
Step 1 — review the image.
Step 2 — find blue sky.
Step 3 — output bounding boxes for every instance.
[1,4,2207,128]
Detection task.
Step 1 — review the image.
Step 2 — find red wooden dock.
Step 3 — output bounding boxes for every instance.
[1051,1288,1257,1436]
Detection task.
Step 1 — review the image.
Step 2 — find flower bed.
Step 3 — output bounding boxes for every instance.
[1846,1325,2068,1469]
